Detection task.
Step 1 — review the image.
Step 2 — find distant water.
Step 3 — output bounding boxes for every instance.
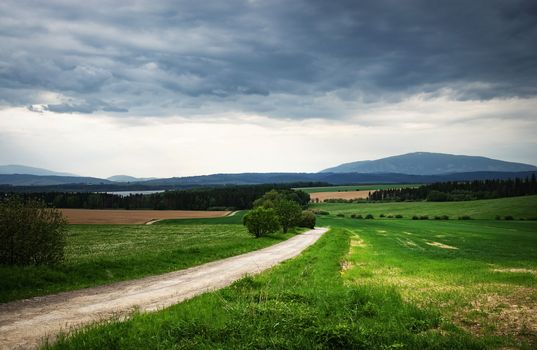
[105,190,165,197]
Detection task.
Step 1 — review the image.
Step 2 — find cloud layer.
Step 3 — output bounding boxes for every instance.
[1,0,536,119]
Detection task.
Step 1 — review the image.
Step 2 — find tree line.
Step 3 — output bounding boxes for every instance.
[1,184,311,210]
[368,175,537,202]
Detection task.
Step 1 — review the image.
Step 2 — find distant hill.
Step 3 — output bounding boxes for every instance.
[0,174,112,186]
[107,175,157,182]
[321,152,537,175]
[1,171,536,189]
[0,164,77,177]
[159,171,537,186]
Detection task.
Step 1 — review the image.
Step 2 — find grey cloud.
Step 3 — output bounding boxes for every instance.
[27,99,127,114]
[1,0,537,118]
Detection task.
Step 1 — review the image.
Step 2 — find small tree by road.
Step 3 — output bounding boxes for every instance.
[243,207,280,238]
[274,199,302,233]
[0,197,67,265]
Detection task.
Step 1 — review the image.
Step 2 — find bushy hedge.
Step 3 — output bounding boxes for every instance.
[298,210,316,229]
[0,197,67,265]
[243,207,280,238]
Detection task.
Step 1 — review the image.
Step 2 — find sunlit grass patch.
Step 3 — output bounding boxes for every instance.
[336,218,537,347]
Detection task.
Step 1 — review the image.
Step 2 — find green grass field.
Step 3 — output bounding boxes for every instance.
[311,195,537,219]
[295,184,420,193]
[46,196,537,349]
[0,220,295,303]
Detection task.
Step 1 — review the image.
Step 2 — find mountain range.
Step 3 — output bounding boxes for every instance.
[321,152,537,174]
[0,164,76,177]
[1,152,536,187]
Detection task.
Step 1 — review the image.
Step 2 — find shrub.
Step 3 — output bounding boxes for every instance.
[336,213,345,218]
[412,215,419,220]
[365,214,374,219]
[243,207,280,238]
[434,215,449,220]
[495,215,501,220]
[458,215,472,220]
[350,214,356,218]
[299,210,316,228]
[379,214,385,218]
[504,215,514,221]
[354,214,364,219]
[419,215,429,220]
[0,197,67,265]
[426,190,450,202]
[312,209,329,215]
[395,214,403,219]
[387,215,393,218]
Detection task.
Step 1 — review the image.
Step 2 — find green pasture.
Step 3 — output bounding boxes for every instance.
[311,195,537,220]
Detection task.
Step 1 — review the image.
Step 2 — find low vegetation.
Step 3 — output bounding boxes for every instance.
[0,197,67,265]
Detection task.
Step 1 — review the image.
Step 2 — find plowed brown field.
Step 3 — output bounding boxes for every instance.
[310,190,373,202]
[60,209,231,224]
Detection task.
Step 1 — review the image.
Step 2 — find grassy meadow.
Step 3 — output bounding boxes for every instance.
[46,196,537,349]
[311,195,537,220]
[0,217,295,303]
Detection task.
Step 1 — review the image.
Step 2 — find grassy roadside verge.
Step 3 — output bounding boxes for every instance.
[48,228,491,349]
[0,221,297,304]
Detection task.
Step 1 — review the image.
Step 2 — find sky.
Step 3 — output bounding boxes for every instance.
[1,0,536,178]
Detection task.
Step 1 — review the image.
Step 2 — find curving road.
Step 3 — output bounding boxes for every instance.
[0,227,328,349]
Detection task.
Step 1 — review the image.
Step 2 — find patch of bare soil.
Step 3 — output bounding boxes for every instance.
[492,268,537,276]
[425,241,458,250]
[310,190,373,201]
[60,209,231,224]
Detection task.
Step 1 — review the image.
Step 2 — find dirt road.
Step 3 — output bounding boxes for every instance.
[0,227,328,349]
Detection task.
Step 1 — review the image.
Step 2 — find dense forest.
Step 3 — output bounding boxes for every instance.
[0,184,311,210]
[368,175,537,202]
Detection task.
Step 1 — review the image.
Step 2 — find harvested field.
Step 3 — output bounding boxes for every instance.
[310,190,372,202]
[60,209,231,224]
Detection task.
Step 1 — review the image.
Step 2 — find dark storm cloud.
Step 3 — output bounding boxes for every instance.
[0,0,536,118]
